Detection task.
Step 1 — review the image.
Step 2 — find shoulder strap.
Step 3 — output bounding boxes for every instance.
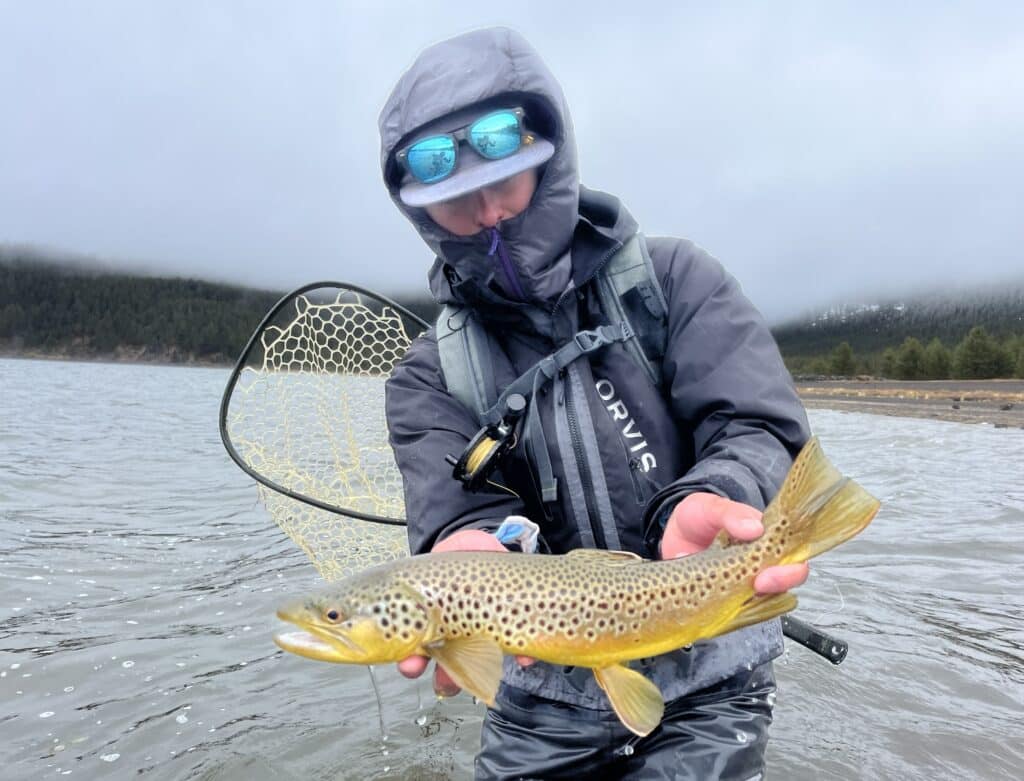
[594,233,668,386]
[438,234,669,423]
[435,305,495,424]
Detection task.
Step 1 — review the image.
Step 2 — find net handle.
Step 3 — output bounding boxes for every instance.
[218,280,429,527]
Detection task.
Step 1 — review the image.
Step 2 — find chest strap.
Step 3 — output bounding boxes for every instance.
[437,316,633,503]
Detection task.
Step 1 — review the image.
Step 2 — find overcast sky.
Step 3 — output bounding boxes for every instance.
[2,1,1021,321]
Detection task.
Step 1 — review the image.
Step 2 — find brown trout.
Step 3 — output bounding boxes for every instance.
[274,436,879,736]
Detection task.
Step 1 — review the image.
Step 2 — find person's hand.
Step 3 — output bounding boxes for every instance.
[397,528,534,697]
[659,492,809,595]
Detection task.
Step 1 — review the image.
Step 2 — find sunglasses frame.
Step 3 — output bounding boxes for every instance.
[395,107,532,185]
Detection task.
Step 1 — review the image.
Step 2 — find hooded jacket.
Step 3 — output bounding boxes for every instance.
[381,27,811,709]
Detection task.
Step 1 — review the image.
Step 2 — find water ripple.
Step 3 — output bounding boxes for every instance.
[1,361,1022,780]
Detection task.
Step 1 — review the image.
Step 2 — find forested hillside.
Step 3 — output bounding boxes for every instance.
[0,250,437,364]
[774,286,1024,379]
[2,247,1021,377]
[773,288,1024,355]
[0,253,282,363]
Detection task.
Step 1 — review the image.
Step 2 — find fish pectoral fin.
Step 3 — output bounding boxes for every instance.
[593,664,665,737]
[427,636,503,707]
[566,549,647,565]
[718,592,799,636]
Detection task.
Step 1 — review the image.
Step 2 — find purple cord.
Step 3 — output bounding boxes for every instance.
[488,226,527,300]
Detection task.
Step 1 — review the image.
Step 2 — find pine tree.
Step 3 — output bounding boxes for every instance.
[829,341,856,376]
[895,337,925,380]
[922,338,952,380]
[953,326,1001,379]
[881,347,898,378]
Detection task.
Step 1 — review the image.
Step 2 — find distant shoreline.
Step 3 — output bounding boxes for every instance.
[5,352,1023,429]
[0,349,231,369]
[796,378,1024,428]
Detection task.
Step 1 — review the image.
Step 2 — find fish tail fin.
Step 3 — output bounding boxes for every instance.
[772,436,880,564]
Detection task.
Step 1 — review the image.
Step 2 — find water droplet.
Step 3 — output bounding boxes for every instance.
[736,731,749,744]
[63,686,74,693]
[622,744,634,756]
[39,711,55,718]
[121,661,134,669]
[101,753,120,762]
[176,714,188,724]
[415,715,427,726]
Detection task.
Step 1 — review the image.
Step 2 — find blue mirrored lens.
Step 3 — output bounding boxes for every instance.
[468,111,521,160]
[406,136,456,183]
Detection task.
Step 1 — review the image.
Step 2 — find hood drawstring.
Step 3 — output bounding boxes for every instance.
[488,226,527,301]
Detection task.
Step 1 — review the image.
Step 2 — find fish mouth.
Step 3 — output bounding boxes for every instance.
[274,607,367,662]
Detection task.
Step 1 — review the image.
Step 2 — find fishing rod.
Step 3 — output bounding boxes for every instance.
[221,280,851,665]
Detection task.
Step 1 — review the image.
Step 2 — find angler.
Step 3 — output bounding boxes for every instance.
[376,26,816,779]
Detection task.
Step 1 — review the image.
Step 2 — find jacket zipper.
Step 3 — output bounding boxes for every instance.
[560,367,606,549]
[547,238,623,316]
[626,455,648,505]
[488,228,528,301]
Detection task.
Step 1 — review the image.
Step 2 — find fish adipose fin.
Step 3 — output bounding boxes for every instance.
[775,436,881,564]
[427,636,503,706]
[593,663,665,737]
[717,592,798,637]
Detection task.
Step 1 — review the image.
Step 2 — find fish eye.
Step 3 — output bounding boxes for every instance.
[325,609,341,622]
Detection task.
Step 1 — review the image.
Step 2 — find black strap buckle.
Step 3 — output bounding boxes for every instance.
[573,329,604,352]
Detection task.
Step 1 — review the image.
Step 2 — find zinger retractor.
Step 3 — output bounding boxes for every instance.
[446,393,527,492]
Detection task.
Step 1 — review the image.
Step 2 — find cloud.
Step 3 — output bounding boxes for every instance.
[1,2,1021,322]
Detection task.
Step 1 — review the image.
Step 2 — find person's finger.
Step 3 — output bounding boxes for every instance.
[432,529,509,554]
[662,493,763,558]
[515,655,536,667]
[717,505,765,543]
[433,664,461,698]
[397,655,429,678]
[753,563,810,595]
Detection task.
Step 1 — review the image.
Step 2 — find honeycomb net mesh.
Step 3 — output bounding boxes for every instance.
[224,287,422,581]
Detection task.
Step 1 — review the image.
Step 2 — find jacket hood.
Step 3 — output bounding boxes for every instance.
[378,27,580,307]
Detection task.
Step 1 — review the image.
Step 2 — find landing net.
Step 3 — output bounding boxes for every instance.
[220,283,428,581]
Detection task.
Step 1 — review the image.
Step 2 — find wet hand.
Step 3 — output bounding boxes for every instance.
[659,492,809,595]
[396,529,534,696]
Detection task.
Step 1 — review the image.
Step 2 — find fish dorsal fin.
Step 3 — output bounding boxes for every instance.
[593,664,665,737]
[426,635,503,707]
[566,549,646,565]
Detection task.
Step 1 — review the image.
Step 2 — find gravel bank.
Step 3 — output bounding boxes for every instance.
[796,379,1024,428]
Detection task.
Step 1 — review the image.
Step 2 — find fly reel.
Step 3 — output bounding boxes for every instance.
[445,393,527,492]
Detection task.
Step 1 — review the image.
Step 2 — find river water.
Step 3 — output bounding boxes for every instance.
[2,358,1022,780]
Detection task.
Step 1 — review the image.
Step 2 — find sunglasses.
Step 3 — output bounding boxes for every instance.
[396,108,534,185]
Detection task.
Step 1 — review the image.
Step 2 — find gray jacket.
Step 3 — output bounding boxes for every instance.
[380,27,810,708]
